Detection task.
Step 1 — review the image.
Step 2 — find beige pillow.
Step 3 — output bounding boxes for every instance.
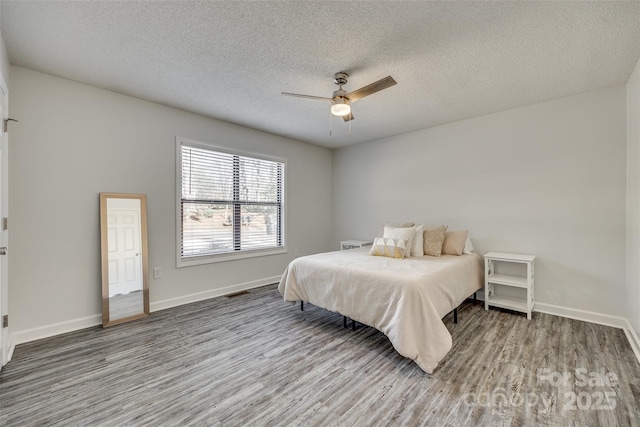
[423,225,448,256]
[369,237,408,259]
[442,230,469,256]
[384,225,416,258]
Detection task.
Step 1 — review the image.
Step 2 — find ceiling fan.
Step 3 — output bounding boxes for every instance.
[281,72,397,122]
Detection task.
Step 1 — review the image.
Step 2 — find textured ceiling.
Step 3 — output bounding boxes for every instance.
[1,1,640,148]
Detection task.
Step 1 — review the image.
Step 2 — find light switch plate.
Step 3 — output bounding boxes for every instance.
[153,267,162,279]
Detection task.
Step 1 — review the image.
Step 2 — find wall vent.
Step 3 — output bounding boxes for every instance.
[225,291,250,298]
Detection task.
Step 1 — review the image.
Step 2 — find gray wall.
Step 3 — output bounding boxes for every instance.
[627,56,640,336]
[9,66,332,335]
[332,86,627,316]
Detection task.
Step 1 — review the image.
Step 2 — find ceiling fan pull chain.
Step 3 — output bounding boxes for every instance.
[329,108,332,136]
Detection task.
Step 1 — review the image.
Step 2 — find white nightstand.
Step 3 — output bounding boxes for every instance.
[340,240,373,251]
[484,252,535,320]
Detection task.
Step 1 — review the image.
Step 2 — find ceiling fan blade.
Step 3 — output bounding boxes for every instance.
[346,76,397,102]
[281,92,332,101]
[342,112,354,122]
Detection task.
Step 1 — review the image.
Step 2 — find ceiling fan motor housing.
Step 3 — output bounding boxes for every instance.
[333,72,348,86]
[332,88,347,99]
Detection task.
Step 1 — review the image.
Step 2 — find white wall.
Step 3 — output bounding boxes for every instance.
[9,66,332,335]
[627,57,640,336]
[6,62,635,339]
[0,36,8,85]
[0,7,10,82]
[333,86,627,316]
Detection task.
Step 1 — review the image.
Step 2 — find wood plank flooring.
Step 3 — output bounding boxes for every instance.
[1,284,639,426]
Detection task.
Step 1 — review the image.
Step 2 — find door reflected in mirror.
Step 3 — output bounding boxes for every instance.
[100,193,149,327]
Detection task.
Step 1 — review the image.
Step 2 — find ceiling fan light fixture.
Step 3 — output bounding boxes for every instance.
[330,97,351,116]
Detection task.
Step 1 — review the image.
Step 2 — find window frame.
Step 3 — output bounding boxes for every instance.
[175,137,287,268]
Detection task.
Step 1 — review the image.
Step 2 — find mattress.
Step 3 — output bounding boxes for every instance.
[278,248,484,373]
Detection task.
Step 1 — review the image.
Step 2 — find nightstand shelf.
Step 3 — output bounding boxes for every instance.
[484,252,535,320]
[486,295,527,312]
[487,274,528,288]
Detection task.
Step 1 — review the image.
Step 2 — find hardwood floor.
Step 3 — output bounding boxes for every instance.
[1,284,639,426]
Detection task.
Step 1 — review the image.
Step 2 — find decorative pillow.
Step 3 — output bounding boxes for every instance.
[423,225,448,256]
[377,221,415,237]
[442,230,469,255]
[385,221,415,228]
[369,237,408,259]
[463,235,474,254]
[384,225,416,258]
[411,224,425,257]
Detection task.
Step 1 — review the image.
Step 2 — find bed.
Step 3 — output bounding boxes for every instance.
[278,247,484,374]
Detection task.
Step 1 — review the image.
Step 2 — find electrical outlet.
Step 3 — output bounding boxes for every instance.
[153,267,162,279]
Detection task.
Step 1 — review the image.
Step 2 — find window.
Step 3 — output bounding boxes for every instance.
[177,138,285,266]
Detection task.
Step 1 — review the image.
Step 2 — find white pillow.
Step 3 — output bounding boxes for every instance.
[463,235,474,254]
[384,225,416,259]
[377,222,415,238]
[411,224,425,257]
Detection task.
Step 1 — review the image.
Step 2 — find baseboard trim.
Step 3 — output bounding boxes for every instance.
[10,314,102,348]
[535,302,640,365]
[150,276,280,312]
[623,320,640,365]
[7,334,15,363]
[9,276,281,349]
[534,302,628,329]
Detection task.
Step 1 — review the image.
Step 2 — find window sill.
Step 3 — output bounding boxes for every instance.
[177,247,287,268]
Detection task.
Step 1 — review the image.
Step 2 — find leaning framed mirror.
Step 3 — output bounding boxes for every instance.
[100,193,149,327]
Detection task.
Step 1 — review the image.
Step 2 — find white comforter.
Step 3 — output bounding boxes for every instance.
[278,248,484,374]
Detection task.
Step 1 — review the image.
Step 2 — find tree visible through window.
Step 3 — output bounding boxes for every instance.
[178,140,285,264]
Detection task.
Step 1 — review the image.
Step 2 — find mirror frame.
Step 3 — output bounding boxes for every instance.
[100,192,149,327]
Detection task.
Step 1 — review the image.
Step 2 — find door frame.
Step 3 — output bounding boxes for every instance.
[0,72,9,367]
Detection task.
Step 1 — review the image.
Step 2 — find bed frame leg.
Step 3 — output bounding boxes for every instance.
[474,292,477,301]
[352,320,357,331]
[453,308,458,324]
[300,301,304,311]
[343,316,347,328]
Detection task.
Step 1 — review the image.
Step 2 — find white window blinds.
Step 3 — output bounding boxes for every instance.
[179,141,284,262]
